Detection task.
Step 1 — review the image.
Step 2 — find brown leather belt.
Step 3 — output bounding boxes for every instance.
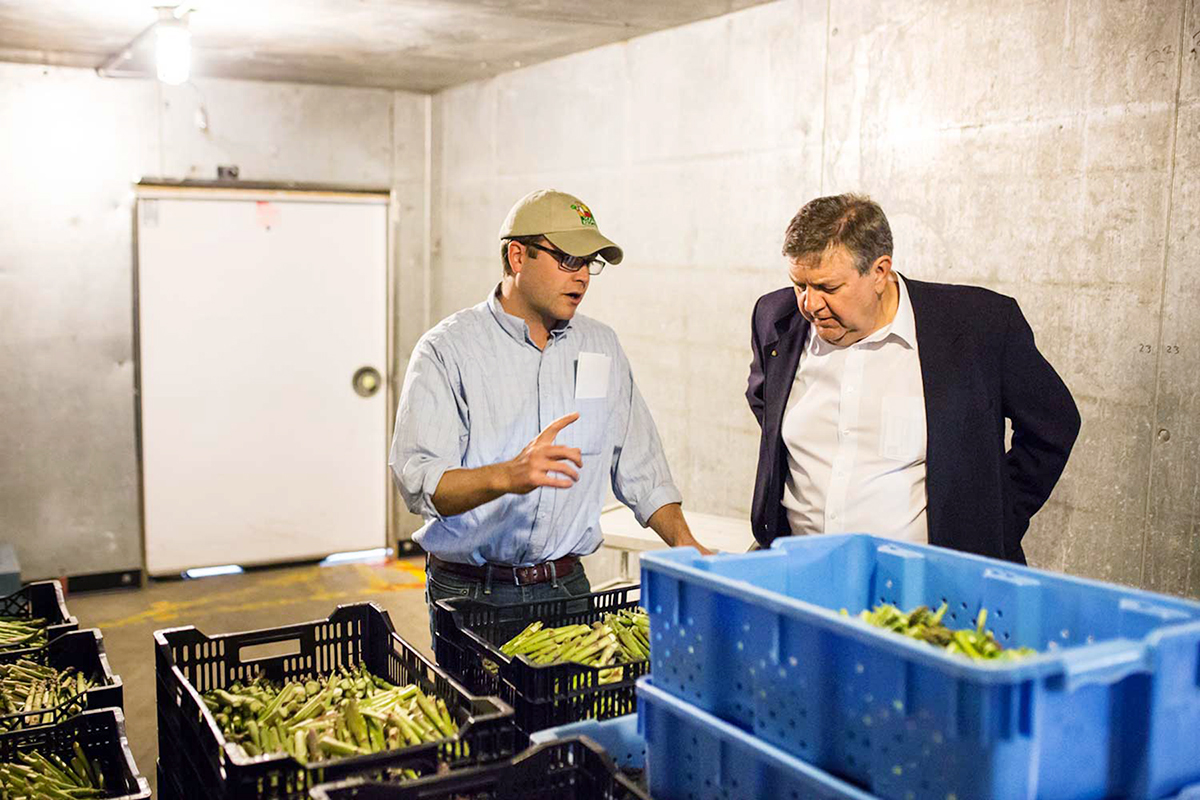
[429,554,580,587]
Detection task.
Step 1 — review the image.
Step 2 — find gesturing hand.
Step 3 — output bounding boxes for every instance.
[503,413,583,494]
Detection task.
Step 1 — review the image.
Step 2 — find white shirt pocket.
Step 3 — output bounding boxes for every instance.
[880,395,926,463]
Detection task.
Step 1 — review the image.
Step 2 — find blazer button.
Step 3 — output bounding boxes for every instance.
[770,349,777,357]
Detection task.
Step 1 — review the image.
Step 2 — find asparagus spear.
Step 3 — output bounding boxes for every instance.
[200,664,459,767]
[0,747,107,798]
[496,608,652,677]
[845,602,1037,661]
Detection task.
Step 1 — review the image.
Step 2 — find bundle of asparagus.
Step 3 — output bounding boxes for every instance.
[498,608,650,684]
[0,659,96,727]
[0,743,106,798]
[201,662,458,766]
[848,603,1036,661]
[0,619,47,651]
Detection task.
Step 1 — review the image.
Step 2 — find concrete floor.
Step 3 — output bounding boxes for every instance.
[64,554,433,797]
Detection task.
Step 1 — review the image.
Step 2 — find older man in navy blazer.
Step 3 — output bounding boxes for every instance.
[746,194,1079,564]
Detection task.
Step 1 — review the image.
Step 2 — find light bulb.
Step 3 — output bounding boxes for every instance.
[156,20,191,85]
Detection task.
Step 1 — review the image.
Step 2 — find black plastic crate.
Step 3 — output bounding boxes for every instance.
[158,759,180,799]
[157,756,207,800]
[0,628,124,730]
[433,587,649,737]
[0,706,150,799]
[309,736,650,800]
[155,602,517,800]
[0,580,79,654]
[158,735,450,800]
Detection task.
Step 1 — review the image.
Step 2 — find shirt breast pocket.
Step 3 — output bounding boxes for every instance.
[562,398,609,455]
[879,395,927,463]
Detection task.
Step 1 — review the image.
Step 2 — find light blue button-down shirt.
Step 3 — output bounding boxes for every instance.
[389,287,682,566]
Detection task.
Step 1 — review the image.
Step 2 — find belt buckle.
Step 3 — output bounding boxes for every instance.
[517,563,545,587]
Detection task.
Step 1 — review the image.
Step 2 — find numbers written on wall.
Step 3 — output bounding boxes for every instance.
[1139,344,1182,354]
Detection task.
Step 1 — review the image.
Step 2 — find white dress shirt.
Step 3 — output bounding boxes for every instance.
[780,274,928,543]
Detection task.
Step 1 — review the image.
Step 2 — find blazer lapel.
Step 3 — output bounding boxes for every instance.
[764,310,807,442]
[907,277,966,548]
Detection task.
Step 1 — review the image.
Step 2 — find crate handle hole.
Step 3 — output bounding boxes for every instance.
[239,639,302,662]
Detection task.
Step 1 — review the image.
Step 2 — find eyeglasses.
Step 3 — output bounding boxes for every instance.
[527,241,607,276]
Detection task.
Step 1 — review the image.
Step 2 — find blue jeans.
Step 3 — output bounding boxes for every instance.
[425,558,592,648]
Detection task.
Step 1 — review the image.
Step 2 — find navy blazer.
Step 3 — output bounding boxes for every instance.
[746,276,1080,563]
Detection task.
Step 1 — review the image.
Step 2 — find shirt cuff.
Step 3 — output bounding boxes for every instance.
[402,459,457,523]
[632,483,684,528]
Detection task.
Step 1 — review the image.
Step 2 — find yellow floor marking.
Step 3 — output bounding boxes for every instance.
[94,563,424,629]
[382,559,428,582]
[355,563,425,594]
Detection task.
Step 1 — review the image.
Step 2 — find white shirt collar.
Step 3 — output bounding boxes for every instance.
[807,273,917,353]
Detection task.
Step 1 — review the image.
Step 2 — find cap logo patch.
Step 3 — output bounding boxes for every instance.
[570,203,597,227]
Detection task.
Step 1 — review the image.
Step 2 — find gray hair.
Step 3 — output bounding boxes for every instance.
[781,194,893,275]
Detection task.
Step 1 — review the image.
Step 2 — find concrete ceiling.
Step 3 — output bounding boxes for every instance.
[0,0,773,93]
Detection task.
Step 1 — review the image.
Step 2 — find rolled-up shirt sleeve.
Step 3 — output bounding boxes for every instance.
[609,349,683,527]
[389,336,466,522]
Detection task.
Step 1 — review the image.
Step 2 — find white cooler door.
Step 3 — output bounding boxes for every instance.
[136,189,388,575]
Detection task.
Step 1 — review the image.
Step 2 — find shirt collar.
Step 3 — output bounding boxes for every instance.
[805,273,917,353]
[486,284,572,346]
[882,273,918,349]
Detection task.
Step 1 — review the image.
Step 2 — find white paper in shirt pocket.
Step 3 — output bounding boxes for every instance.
[880,395,926,463]
[575,352,611,399]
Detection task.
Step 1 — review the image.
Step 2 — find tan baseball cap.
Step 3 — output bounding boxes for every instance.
[499,189,624,265]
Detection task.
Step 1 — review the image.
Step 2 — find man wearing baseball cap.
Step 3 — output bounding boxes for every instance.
[390,189,709,636]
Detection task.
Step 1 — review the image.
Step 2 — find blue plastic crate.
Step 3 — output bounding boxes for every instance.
[530,714,645,771]
[639,676,878,800]
[640,534,1200,800]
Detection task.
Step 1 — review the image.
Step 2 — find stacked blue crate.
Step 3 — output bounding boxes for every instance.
[636,534,1200,800]
[534,702,881,800]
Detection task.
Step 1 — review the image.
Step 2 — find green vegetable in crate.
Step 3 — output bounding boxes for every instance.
[0,659,96,728]
[0,742,106,798]
[200,662,459,765]
[845,602,1036,661]
[0,618,47,650]
[498,608,651,684]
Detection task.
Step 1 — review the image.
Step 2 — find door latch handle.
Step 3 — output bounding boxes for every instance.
[352,366,382,397]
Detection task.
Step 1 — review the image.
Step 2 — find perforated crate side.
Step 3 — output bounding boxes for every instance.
[308,736,649,800]
[0,580,79,656]
[639,676,876,800]
[0,707,150,799]
[0,628,124,730]
[641,533,1200,800]
[528,713,645,772]
[155,602,516,800]
[434,586,649,735]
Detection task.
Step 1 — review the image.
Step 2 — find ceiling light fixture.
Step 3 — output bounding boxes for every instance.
[155,9,192,85]
[97,4,194,84]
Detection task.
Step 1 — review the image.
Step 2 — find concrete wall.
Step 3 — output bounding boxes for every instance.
[0,62,430,579]
[430,0,1200,596]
